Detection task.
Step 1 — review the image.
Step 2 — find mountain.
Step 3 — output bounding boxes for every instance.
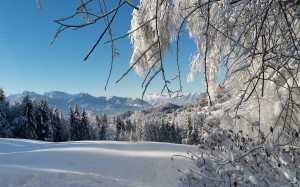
[144,92,200,105]
[7,91,151,116]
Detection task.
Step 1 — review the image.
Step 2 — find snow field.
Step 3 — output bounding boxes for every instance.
[0,138,197,187]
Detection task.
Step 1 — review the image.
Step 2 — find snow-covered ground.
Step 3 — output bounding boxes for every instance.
[0,138,196,187]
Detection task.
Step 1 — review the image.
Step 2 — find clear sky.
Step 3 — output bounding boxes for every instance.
[0,0,206,98]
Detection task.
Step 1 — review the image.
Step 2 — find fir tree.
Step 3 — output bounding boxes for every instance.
[175,125,182,144]
[51,108,63,142]
[115,116,125,141]
[169,123,177,143]
[36,99,53,141]
[98,114,108,140]
[158,119,169,142]
[79,109,90,140]
[69,106,77,141]
[0,88,9,137]
[19,95,37,139]
[0,88,5,102]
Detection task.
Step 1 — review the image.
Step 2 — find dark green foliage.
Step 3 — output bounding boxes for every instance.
[96,114,108,140]
[36,99,53,141]
[69,106,77,140]
[0,88,9,137]
[79,110,90,140]
[19,95,37,139]
[51,108,64,142]
[158,120,170,142]
[114,116,125,141]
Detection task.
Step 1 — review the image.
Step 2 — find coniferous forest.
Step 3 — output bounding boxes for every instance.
[0,88,198,145]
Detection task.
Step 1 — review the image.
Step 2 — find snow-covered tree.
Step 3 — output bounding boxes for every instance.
[69,106,77,141]
[114,116,125,141]
[79,109,90,140]
[51,108,64,142]
[18,95,37,139]
[36,99,53,141]
[96,113,108,140]
[0,88,9,137]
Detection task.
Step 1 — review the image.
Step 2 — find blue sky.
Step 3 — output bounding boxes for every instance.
[0,0,206,97]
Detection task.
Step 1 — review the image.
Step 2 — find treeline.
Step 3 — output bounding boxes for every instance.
[0,88,200,144]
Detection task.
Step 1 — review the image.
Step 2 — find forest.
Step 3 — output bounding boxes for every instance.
[0,88,201,145]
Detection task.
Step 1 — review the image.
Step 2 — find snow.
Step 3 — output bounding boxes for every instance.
[0,138,196,187]
[144,93,200,105]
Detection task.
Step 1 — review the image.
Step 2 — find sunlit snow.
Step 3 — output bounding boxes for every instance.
[0,138,196,187]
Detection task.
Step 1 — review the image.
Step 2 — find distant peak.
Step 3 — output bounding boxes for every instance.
[43,91,71,99]
[22,91,38,95]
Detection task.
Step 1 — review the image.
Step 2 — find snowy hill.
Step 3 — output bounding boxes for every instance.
[0,138,196,187]
[144,92,200,105]
[7,91,151,116]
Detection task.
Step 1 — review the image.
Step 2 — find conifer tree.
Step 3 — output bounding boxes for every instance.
[36,99,53,141]
[0,88,9,137]
[114,116,125,141]
[69,106,77,141]
[158,119,169,142]
[169,123,177,143]
[79,109,90,140]
[51,108,63,142]
[98,114,108,140]
[19,95,37,139]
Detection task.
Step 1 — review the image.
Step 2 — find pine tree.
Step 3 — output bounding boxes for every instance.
[175,125,182,144]
[79,109,90,140]
[69,106,77,141]
[169,123,177,143]
[115,116,125,141]
[74,105,80,117]
[19,95,37,139]
[51,108,63,142]
[36,99,53,141]
[97,114,108,140]
[0,88,5,102]
[0,88,9,137]
[158,119,169,142]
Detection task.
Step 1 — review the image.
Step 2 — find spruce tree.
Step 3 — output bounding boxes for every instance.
[69,106,77,141]
[0,88,9,137]
[0,88,5,102]
[158,119,169,142]
[98,114,108,140]
[52,108,63,142]
[20,95,37,139]
[36,99,53,141]
[115,116,125,141]
[169,123,177,143]
[79,109,90,140]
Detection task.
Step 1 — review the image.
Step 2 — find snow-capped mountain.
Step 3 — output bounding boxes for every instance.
[144,92,200,105]
[7,91,151,116]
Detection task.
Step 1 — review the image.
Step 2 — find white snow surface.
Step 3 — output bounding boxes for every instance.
[0,138,196,187]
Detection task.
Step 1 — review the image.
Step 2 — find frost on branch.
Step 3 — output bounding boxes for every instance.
[129,0,174,76]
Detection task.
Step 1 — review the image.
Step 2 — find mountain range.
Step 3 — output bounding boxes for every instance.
[7,91,200,116]
[7,91,151,116]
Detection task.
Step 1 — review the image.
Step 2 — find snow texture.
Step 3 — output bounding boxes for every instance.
[0,138,196,187]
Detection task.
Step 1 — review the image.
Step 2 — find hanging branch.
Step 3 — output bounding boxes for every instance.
[99,0,120,91]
